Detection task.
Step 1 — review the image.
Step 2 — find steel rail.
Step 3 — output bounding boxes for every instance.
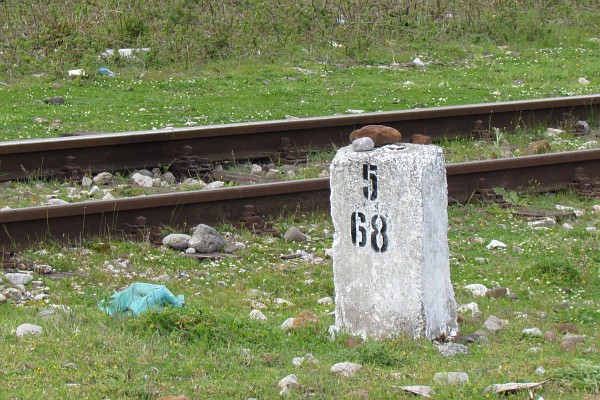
[1,149,598,251]
[0,95,598,181]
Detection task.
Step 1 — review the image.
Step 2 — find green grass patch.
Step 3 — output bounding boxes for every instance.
[1,192,598,398]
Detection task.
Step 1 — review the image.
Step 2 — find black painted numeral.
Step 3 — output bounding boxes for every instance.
[350,212,388,252]
[362,164,378,200]
[351,211,367,247]
[370,214,388,252]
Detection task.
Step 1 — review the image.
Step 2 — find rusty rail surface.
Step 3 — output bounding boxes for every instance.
[1,149,598,251]
[1,95,598,182]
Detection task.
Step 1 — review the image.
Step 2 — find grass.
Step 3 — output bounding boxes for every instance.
[0,2,599,398]
[0,192,598,399]
[1,44,599,142]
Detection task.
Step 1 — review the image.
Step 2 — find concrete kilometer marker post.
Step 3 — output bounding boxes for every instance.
[330,143,458,339]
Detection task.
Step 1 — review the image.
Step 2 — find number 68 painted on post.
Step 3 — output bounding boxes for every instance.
[350,211,388,252]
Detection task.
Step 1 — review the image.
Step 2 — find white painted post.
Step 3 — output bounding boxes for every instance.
[330,143,457,340]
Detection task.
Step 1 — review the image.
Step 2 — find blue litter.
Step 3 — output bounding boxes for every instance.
[98,282,184,316]
[97,67,115,77]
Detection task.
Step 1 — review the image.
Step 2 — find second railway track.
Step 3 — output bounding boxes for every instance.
[1,96,599,251]
[1,148,599,252]
[1,95,598,182]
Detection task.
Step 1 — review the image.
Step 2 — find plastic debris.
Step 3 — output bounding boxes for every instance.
[98,282,184,316]
[97,67,115,77]
[101,48,150,59]
[68,69,85,77]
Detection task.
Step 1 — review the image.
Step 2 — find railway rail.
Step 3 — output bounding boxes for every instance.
[1,95,598,182]
[1,148,599,252]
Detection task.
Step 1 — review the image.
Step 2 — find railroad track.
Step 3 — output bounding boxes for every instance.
[1,96,599,252]
[0,95,598,182]
[1,148,599,252]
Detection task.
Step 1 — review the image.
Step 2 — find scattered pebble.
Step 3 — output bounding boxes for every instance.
[464,283,488,297]
[5,273,33,286]
[486,287,508,299]
[249,309,267,321]
[330,362,362,377]
[433,372,469,386]
[265,169,281,178]
[435,342,470,357]
[88,185,102,195]
[574,120,590,136]
[132,172,154,187]
[16,323,43,338]
[81,177,93,187]
[317,296,333,305]
[578,77,590,85]
[535,366,546,375]
[559,333,585,352]
[188,224,227,253]
[483,315,508,333]
[556,323,579,334]
[43,96,64,105]
[162,234,192,250]
[486,240,506,249]
[352,137,375,152]
[522,328,543,337]
[283,227,308,242]
[292,353,319,368]
[457,302,479,316]
[205,181,225,190]
[46,198,69,205]
[93,172,113,185]
[246,289,267,299]
[274,298,294,307]
[250,164,263,175]
[282,310,319,330]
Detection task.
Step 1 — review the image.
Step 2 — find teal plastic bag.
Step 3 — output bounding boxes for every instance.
[98,282,184,316]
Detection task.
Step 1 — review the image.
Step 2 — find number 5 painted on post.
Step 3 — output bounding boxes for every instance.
[363,164,378,200]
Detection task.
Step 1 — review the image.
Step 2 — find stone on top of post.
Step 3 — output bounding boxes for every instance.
[329,140,457,340]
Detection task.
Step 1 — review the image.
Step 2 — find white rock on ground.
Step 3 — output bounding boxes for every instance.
[81,176,93,187]
[330,362,363,377]
[280,317,296,330]
[522,328,543,337]
[88,185,102,195]
[486,240,506,249]
[464,284,488,297]
[5,273,33,286]
[317,297,333,305]
[265,169,281,178]
[205,181,225,190]
[251,164,263,175]
[278,374,299,396]
[162,233,192,250]
[433,372,470,386]
[132,172,153,187]
[249,309,267,321]
[457,302,480,316]
[484,315,508,332]
[93,172,113,185]
[16,323,43,337]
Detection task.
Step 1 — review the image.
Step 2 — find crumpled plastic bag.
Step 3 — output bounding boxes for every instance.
[98,282,184,316]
